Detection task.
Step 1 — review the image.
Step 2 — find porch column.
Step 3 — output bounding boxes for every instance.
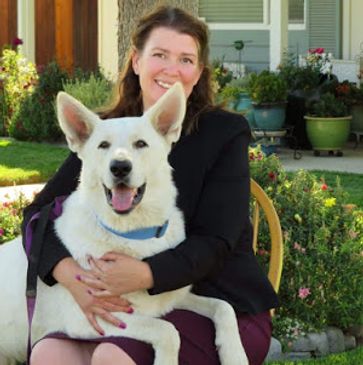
[98,0,118,80]
[17,0,35,63]
[269,0,288,71]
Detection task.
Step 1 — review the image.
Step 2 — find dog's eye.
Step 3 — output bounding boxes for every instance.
[134,140,148,149]
[98,141,110,149]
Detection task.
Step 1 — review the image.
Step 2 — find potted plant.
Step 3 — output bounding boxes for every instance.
[219,76,256,127]
[304,89,352,156]
[248,70,288,130]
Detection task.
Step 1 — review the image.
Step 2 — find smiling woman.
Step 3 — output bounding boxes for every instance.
[0,138,68,186]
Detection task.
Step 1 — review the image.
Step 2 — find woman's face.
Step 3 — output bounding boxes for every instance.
[132,27,203,110]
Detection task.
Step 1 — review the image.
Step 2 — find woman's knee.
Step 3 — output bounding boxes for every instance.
[92,343,136,365]
[30,338,65,364]
[30,338,92,365]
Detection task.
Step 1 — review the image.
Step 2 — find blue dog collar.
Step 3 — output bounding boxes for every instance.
[97,218,169,240]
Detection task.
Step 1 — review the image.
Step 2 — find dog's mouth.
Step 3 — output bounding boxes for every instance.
[103,183,146,214]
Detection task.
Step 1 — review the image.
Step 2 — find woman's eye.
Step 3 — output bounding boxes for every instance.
[98,141,110,149]
[153,53,165,59]
[181,57,193,64]
[134,140,148,149]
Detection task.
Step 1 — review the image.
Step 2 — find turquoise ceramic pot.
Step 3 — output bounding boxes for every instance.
[253,102,286,130]
[235,93,256,128]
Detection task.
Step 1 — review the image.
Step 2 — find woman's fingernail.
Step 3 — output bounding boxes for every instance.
[75,274,81,281]
[98,330,105,336]
[87,289,92,295]
[119,322,127,329]
[127,307,134,314]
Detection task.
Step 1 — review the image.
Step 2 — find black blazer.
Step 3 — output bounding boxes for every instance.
[22,108,279,315]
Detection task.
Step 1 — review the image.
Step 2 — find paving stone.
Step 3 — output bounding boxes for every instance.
[307,332,329,357]
[291,336,315,352]
[326,326,345,353]
[344,334,357,350]
[265,337,283,361]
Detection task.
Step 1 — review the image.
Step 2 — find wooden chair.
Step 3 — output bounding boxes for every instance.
[250,179,283,294]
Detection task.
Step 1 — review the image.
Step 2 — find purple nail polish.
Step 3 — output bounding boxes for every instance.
[75,274,81,281]
[87,289,92,295]
[119,322,127,329]
[127,307,134,314]
[99,330,105,336]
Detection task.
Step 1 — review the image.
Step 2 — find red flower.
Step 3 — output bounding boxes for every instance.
[321,183,328,191]
[268,171,276,181]
[12,37,23,47]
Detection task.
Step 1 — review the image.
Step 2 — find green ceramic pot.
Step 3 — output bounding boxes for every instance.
[304,116,352,150]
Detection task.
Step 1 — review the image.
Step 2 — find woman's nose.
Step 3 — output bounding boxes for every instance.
[163,59,180,75]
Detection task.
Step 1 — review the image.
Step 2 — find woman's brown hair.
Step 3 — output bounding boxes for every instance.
[100,6,214,133]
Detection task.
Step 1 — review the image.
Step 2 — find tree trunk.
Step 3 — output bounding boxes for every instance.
[117,0,199,70]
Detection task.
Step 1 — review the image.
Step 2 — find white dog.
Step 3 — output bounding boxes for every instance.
[0,83,248,365]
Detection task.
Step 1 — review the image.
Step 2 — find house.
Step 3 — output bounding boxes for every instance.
[0,0,362,82]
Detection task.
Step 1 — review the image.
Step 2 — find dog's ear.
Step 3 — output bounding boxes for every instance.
[145,82,186,145]
[57,92,98,152]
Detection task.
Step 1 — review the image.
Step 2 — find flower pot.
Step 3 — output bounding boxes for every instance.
[234,93,256,128]
[304,116,352,153]
[253,102,286,130]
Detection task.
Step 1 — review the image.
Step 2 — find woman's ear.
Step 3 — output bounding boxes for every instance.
[131,48,140,75]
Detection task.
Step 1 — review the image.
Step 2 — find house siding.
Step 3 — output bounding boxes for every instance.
[205,0,341,72]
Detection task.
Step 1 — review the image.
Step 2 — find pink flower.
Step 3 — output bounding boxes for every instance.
[0,228,4,236]
[298,287,311,299]
[293,242,306,254]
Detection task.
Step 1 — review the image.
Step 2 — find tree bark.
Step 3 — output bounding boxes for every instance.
[117,0,199,70]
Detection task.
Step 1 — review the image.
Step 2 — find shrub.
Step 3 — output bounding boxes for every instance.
[9,61,69,141]
[249,147,363,342]
[0,193,30,244]
[0,45,38,136]
[62,72,113,111]
[248,70,288,105]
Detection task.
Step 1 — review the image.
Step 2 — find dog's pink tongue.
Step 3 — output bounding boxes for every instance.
[111,186,136,212]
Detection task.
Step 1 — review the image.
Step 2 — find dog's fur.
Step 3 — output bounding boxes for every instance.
[0,83,248,365]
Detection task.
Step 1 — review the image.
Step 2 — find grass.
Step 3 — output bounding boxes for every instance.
[0,138,68,186]
[266,347,363,365]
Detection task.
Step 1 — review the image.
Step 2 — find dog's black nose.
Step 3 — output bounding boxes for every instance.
[110,160,132,178]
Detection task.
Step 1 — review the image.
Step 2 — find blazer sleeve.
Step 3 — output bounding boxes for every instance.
[145,123,251,294]
[21,152,82,285]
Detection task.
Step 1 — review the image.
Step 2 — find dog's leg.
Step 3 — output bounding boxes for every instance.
[177,293,249,365]
[100,314,180,365]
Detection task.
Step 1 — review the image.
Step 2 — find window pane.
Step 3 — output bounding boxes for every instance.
[199,0,264,23]
[289,0,304,24]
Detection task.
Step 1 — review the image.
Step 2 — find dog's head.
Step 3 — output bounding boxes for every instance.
[56,83,186,223]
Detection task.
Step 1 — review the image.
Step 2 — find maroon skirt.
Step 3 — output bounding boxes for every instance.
[43,310,272,365]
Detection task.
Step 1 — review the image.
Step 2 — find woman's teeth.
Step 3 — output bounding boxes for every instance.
[157,80,172,89]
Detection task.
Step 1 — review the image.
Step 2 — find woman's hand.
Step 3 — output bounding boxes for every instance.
[79,252,154,297]
[53,257,132,335]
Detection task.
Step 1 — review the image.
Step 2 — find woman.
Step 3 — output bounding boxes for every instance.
[23,6,279,365]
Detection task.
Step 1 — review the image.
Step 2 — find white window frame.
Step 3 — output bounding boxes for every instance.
[204,0,306,31]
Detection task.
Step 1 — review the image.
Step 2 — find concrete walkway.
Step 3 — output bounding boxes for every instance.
[279,142,363,174]
[1,143,362,202]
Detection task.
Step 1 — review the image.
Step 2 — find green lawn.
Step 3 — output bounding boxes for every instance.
[0,138,68,186]
[287,170,363,208]
[266,347,363,365]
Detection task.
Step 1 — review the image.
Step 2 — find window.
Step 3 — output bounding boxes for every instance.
[289,0,305,24]
[199,0,264,24]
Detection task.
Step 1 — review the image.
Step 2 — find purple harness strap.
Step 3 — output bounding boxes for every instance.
[25,196,66,363]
